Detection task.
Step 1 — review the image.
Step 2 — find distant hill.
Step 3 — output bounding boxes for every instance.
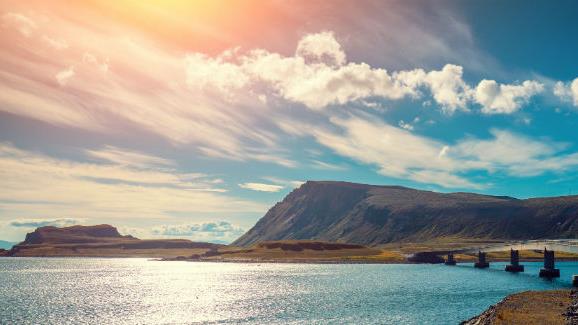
[20,224,134,245]
[4,224,220,258]
[233,181,578,247]
[0,240,15,250]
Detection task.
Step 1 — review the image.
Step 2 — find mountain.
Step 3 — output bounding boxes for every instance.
[6,224,220,257]
[20,224,134,245]
[0,240,14,250]
[233,181,578,247]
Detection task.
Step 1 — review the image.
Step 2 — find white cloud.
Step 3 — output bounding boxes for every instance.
[554,78,578,107]
[398,120,414,131]
[475,79,544,114]
[238,182,284,192]
[185,51,249,95]
[0,10,549,179]
[182,35,543,115]
[0,9,568,193]
[295,31,346,66]
[55,66,75,86]
[423,64,471,113]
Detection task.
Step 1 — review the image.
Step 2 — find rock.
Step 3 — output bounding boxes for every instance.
[408,252,445,264]
[21,224,129,245]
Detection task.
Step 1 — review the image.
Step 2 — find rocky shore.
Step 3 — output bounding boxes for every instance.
[462,290,572,325]
[564,289,578,324]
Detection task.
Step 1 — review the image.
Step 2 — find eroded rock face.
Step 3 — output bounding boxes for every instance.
[233,181,578,247]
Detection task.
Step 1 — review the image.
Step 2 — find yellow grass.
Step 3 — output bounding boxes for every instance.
[205,241,405,263]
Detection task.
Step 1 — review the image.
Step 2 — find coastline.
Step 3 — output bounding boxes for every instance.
[462,290,574,325]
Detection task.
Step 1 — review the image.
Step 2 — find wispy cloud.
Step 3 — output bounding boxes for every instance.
[304,115,578,189]
[0,10,292,168]
[0,143,265,220]
[86,146,175,169]
[261,177,305,189]
[311,160,348,171]
[8,218,82,228]
[0,5,576,195]
[238,182,284,192]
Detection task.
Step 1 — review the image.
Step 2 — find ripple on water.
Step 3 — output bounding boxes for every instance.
[0,258,574,324]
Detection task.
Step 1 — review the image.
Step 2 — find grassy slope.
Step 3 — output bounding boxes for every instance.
[202,240,406,263]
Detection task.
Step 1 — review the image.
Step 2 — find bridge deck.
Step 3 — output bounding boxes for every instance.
[451,240,578,254]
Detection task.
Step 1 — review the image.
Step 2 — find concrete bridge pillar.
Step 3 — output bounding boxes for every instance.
[444,253,456,265]
[505,249,524,272]
[539,248,560,278]
[474,251,489,268]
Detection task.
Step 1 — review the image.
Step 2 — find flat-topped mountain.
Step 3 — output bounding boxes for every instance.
[21,224,134,245]
[6,224,220,257]
[233,181,578,246]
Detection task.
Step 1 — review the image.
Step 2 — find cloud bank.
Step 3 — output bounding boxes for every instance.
[0,143,265,221]
[0,9,576,193]
[9,218,82,228]
[151,221,245,243]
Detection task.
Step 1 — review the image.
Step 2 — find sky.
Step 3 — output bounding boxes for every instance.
[0,0,577,243]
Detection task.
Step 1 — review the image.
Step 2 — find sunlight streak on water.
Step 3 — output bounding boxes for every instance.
[0,258,574,324]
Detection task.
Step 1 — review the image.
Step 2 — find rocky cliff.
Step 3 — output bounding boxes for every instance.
[233,181,578,246]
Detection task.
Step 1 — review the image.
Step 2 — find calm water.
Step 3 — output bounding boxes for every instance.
[0,258,576,324]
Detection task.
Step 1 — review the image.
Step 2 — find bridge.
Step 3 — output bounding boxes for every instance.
[439,240,578,284]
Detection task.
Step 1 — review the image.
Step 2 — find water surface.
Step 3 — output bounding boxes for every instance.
[0,258,575,324]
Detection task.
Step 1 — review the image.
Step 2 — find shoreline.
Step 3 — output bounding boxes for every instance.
[462,289,575,324]
[4,254,578,264]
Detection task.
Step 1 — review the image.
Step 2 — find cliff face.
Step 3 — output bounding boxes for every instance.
[233,181,578,247]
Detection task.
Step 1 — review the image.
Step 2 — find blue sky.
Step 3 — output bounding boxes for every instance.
[0,0,577,242]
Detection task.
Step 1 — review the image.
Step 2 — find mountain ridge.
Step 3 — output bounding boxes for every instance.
[233,181,578,246]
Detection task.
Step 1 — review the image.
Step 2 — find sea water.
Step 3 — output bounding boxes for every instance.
[0,258,575,324]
